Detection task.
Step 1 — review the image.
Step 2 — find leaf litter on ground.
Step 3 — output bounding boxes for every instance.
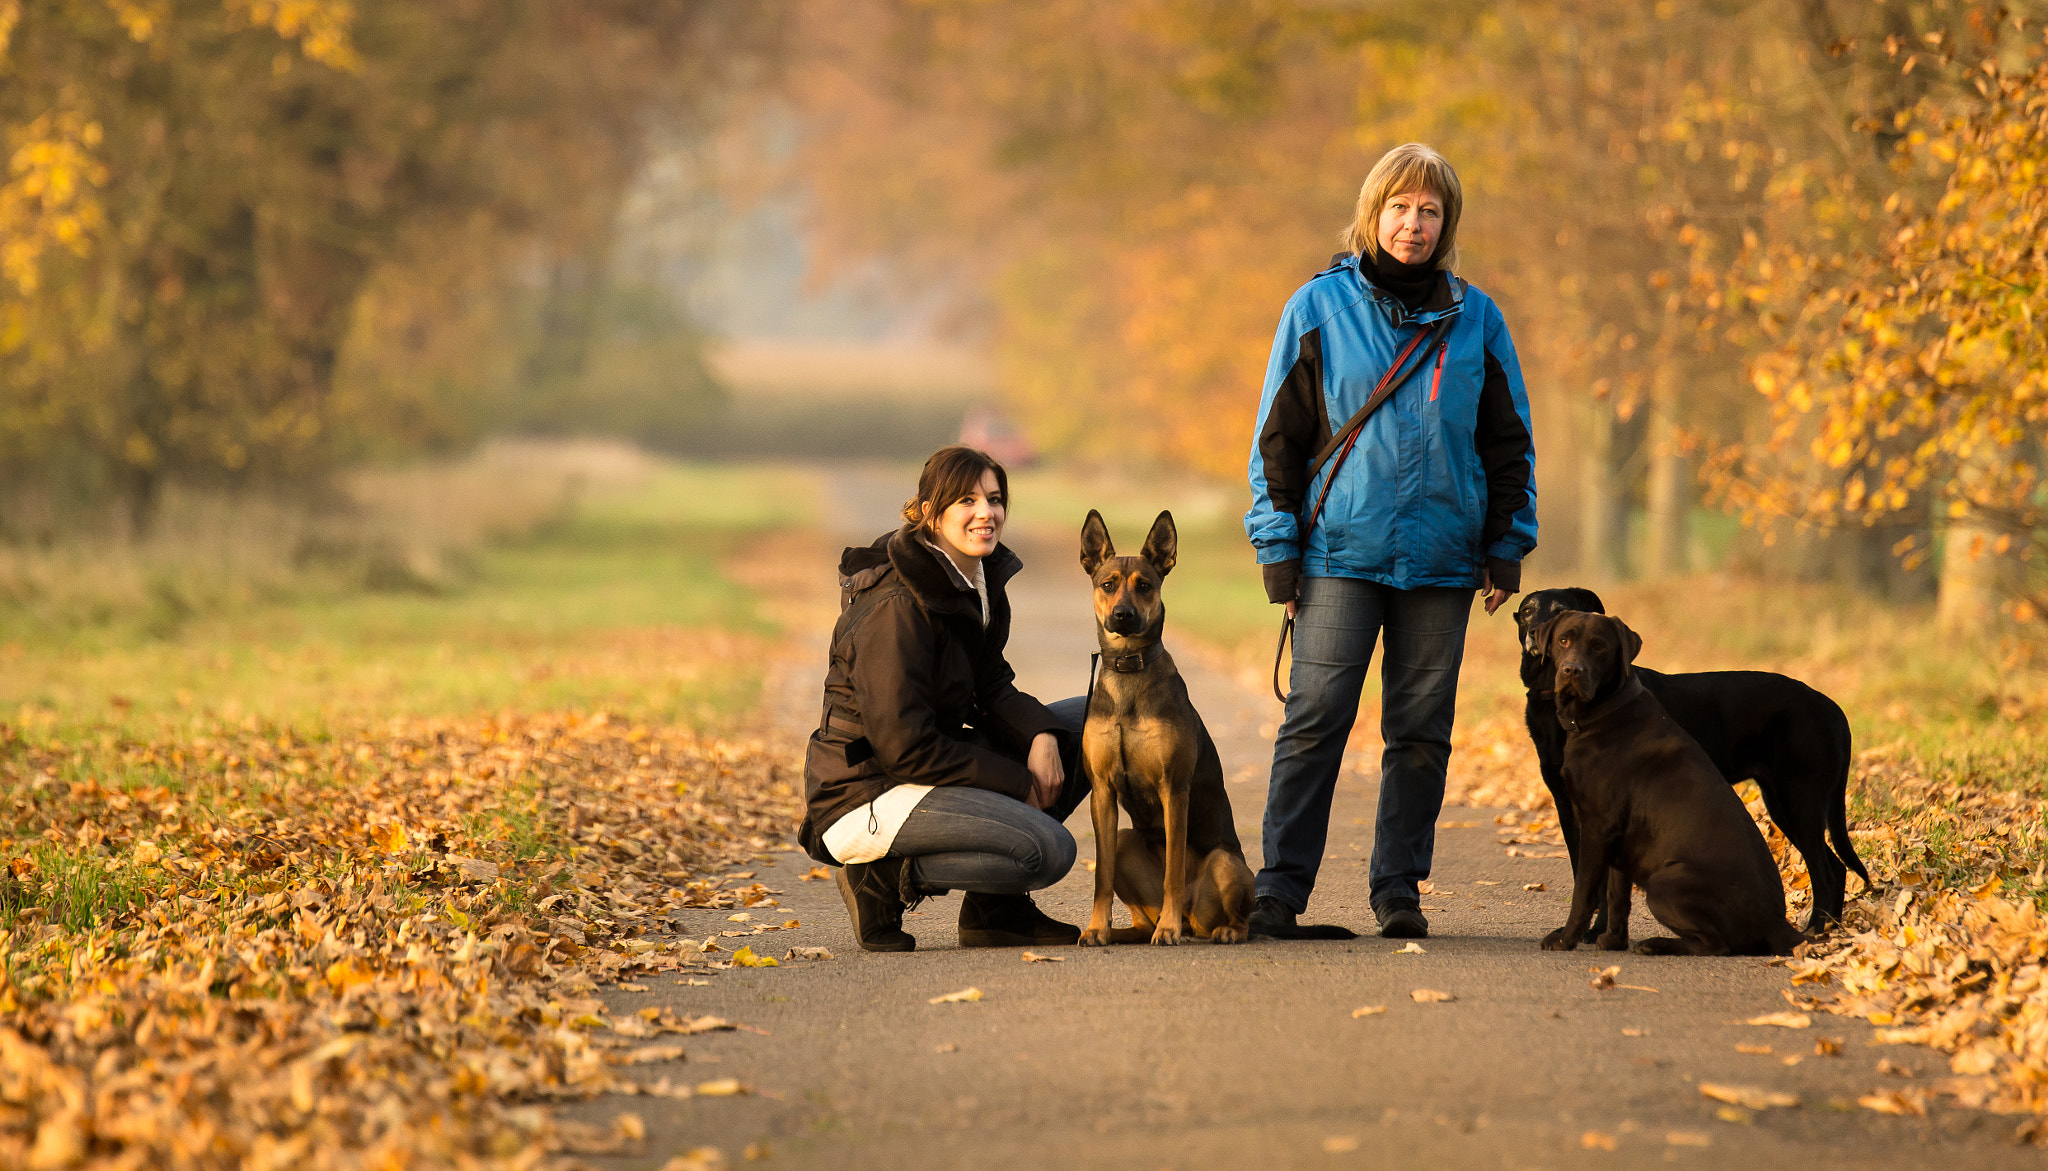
[1446,718,2048,1141]
[0,710,802,1167]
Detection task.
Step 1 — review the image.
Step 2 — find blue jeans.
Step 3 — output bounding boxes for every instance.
[888,695,1089,894]
[1258,578,1471,914]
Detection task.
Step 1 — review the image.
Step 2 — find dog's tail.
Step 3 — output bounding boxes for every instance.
[1824,708,1872,887]
[1830,797,1871,886]
[1255,922,1358,941]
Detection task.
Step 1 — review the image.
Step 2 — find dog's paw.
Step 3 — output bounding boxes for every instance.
[1539,928,1579,951]
[1078,927,1113,947]
[1209,924,1248,945]
[1149,924,1185,946]
[1596,931,1629,951]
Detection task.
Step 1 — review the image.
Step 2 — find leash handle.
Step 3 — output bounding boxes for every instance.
[1272,614,1293,704]
[1273,317,1450,706]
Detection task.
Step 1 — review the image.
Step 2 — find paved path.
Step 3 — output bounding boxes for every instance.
[570,465,2021,1169]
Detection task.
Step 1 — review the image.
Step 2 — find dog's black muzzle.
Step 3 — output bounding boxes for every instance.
[1106,607,1144,635]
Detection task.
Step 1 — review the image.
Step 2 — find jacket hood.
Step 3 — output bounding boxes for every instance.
[838,525,1023,614]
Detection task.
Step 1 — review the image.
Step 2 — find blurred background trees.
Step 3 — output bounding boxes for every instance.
[1,0,2042,634]
[0,0,765,536]
[786,0,2048,632]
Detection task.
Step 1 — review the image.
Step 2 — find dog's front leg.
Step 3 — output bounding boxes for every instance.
[1151,783,1189,945]
[1595,866,1631,951]
[1542,829,1615,951]
[1079,780,1120,947]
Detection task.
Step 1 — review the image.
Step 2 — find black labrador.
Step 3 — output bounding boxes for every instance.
[1537,612,1804,956]
[1515,588,1868,930]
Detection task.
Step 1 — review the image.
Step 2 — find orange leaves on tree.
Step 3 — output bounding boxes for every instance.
[1709,50,2048,603]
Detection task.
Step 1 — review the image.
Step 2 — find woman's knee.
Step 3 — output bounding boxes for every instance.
[1023,823,1077,890]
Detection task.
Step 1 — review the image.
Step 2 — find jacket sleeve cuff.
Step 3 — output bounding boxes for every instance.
[1263,559,1301,604]
[1485,557,1521,594]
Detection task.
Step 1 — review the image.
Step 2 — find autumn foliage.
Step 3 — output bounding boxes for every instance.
[1709,44,2048,613]
[0,1,762,533]
[791,1,2048,616]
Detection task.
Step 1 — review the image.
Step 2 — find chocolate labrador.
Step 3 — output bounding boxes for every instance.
[1537,612,1804,957]
[1515,588,1867,929]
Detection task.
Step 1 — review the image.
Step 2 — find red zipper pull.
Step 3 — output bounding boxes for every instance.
[1430,342,1446,401]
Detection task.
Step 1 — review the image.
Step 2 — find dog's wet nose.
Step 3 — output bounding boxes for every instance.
[1559,662,1584,677]
[1107,607,1140,634]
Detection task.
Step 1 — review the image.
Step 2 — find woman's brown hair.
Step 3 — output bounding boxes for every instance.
[902,445,1009,530]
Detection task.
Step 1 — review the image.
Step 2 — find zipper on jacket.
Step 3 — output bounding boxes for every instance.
[1429,341,1447,401]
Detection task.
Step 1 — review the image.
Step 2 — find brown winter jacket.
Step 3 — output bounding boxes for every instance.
[796,525,1063,865]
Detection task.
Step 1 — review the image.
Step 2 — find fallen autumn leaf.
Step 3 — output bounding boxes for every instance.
[1698,1083,1801,1110]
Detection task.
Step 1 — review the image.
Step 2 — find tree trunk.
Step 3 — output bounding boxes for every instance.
[120,463,162,542]
[1937,510,2007,635]
[1643,360,1687,578]
[1578,396,1624,582]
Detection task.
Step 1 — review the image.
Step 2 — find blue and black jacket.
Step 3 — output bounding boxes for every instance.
[1244,253,1536,596]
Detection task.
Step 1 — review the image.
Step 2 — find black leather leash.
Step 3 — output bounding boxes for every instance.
[1272,316,1452,704]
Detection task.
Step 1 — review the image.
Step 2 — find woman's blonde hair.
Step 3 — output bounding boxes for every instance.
[1341,143,1462,271]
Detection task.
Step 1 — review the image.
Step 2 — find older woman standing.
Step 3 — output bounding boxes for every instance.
[1244,143,1537,940]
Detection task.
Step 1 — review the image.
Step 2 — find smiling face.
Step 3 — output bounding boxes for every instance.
[1376,187,1444,266]
[929,469,1005,564]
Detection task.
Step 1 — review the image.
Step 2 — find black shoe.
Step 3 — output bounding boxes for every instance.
[1248,895,1298,937]
[1375,897,1429,939]
[836,859,915,952]
[958,892,1081,948]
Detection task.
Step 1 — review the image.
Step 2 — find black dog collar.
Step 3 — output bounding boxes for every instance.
[1101,642,1160,672]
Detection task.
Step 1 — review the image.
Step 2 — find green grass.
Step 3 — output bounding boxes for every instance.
[0,846,168,933]
[0,458,825,738]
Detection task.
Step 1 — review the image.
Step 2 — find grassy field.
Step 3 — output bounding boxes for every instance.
[0,447,828,1166]
[1,450,826,738]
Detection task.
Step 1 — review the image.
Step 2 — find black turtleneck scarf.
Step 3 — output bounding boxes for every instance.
[1367,248,1443,312]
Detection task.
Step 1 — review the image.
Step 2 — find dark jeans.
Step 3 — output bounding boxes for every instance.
[889,695,1090,894]
[1258,578,1471,914]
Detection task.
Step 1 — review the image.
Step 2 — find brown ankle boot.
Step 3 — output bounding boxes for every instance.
[836,859,915,952]
[958,892,1080,948]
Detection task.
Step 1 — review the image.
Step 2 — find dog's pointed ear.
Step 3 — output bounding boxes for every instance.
[1139,510,1177,576]
[1080,509,1115,576]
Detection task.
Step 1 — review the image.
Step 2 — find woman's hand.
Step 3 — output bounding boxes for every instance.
[1026,731,1064,810]
[1481,569,1512,616]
